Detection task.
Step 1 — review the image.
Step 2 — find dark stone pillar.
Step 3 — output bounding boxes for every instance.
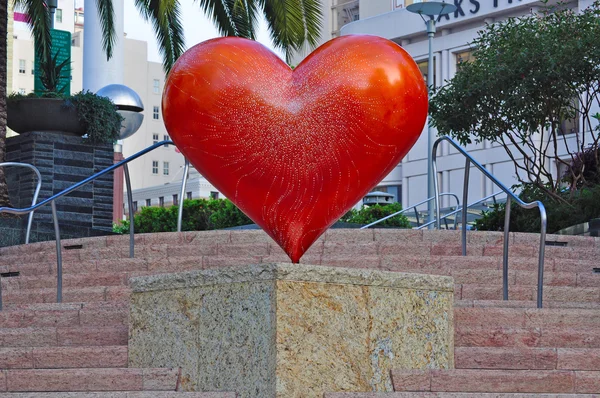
[3,131,115,246]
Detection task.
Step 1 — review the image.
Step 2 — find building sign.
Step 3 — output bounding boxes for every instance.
[34,29,71,95]
[438,0,523,21]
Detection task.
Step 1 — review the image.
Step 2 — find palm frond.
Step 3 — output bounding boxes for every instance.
[260,0,322,63]
[94,0,116,60]
[135,0,185,73]
[12,0,52,62]
[196,0,240,37]
[230,0,260,39]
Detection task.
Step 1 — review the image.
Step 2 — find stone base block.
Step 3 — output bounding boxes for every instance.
[128,263,454,398]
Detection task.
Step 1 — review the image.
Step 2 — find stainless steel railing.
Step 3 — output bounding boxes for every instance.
[433,136,547,308]
[0,141,188,309]
[359,193,460,229]
[0,162,42,245]
[415,191,505,231]
[0,162,44,310]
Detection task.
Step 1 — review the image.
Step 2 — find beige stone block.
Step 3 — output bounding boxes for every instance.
[128,263,454,398]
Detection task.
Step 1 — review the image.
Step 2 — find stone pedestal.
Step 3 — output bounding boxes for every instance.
[128,263,454,398]
[4,131,114,246]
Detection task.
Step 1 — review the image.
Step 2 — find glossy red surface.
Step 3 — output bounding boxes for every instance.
[163,35,428,263]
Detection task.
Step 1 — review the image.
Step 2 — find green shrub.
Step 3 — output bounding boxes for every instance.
[210,200,252,229]
[341,203,411,228]
[113,198,252,234]
[475,183,600,233]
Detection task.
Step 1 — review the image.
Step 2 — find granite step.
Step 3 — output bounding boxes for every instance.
[0,346,128,369]
[454,300,600,309]
[455,307,600,328]
[455,347,600,371]
[1,368,179,392]
[1,287,131,306]
[1,273,129,290]
[0,393,235,398]
[326,393,600,397]
[457,284,600,302]
[0,326,128,347]
[390,369,600,393]
[0,303,128,328]
[455,326,600,349]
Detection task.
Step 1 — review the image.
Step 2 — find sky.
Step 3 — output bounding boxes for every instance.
[121,0,285,64]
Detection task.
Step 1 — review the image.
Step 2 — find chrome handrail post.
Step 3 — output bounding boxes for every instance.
[462,158,470,255]
[502,197,512,301]
[432,141,442,229]
[51,200,62,303]
[537,201,547,309]
[25,167,42,244]
[123,163,134,258]
[177,158,190,232]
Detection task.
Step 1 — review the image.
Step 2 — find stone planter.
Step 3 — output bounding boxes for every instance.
[7,97,85,135]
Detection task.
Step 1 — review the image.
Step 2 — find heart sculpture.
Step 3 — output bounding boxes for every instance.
[163,35,428,263]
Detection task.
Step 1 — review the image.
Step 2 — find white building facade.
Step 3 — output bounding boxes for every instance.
[292,0,599,211]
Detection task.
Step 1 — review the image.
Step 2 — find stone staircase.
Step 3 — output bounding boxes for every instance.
[0,229,598,396]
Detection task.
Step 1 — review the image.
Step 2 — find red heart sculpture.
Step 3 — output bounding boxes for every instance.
[163,35,427,263]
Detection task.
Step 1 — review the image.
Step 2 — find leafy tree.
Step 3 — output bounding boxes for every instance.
[430,1,600,203]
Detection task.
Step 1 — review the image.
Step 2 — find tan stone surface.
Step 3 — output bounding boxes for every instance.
[128,263,453,398]
[129,263,454,294]
[275,281,453,397]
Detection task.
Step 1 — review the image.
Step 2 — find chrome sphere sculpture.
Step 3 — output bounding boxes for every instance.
[96,84,144,140]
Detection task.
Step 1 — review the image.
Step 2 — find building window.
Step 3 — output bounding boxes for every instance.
[159,196,164,207]
[163,161,169,175]
[153,79,160,94]
[173,194,178,206]
[146,199,151,207]
[152,133,159,144]
[19,59,26,74]
[153,106,159,120]
[417,59,437,85]
[186,192,192,200]
[152,160,159,175]
[559,98,579,135]
[163,134,170,147]
[30,61,34,75]
[56,8,63,23]
[132,201,138,213]
[210,191,219,200]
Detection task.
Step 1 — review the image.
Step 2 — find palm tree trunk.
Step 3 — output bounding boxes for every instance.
[0,0,10,208]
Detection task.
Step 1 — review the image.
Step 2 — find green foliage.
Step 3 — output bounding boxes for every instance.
[475,183,600,233]
[70,91,123,145]
[113,198,252,234]
[37,50,71,94]
[210,199,252,229]
[341,203,412,228]
[430,1,600,197]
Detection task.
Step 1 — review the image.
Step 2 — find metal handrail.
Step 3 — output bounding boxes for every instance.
[432,136,547,308]
[0,140,188,308]
[0,162,44,310]
[0,162,42,244]
[416,190,505,230]
[359,192,460,229]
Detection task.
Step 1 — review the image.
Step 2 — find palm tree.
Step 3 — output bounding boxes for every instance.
[0,0,323,206]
